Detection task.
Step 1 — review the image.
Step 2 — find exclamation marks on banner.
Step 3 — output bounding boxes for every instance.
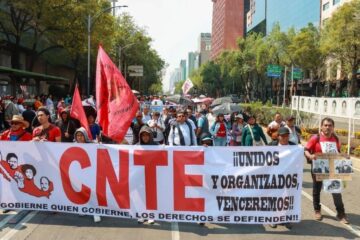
[289,196,294,210]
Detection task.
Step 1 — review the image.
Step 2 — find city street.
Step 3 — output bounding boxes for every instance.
[0,158,359,240]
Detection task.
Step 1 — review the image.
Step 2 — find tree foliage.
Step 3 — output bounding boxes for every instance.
[320,0,360,95]
[0,0,165,95]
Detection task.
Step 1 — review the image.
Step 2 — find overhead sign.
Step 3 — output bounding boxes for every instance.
[267,65,282,77]
[128,65,143,77]
[292,68,303,80]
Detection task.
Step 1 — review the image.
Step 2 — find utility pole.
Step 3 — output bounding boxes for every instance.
[111,0,118,16]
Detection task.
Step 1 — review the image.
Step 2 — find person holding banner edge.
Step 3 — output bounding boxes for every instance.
[268,127,296,229]
[304,117,349,224]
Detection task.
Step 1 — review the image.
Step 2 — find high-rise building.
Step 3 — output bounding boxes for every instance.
[180,60,187,81]
[247,0,321,35]
[198,33,212,65]
[169,68,182,92]
[210,0,246,59]
[188,52,199,77]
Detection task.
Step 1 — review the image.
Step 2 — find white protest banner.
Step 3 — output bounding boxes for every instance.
[0,143,304,224]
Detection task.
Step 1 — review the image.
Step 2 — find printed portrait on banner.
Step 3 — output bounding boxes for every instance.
[307,98,311,111]
[341,100,347,115]
[323,100,328,114]
[331,100,337,115]
[301,98,304,110]
[355,101,360,116]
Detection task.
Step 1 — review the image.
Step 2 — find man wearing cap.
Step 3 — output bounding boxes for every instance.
[0,115,32,141]
[285,116,301,144]
[268,127,296,146]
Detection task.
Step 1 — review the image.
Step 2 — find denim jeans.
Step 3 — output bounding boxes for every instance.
[311,174,345,214]
[213,137,227,146]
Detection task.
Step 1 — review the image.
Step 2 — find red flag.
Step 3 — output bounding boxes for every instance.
[95,45,139,142]
[70,84,92,139]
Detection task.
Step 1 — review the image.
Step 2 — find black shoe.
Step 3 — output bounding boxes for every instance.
[284,223,293,229]
[269,224,277,228]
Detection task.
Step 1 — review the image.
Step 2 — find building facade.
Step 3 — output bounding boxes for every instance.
[247,0,321,35]
[188,52,199,77]
[210,0,246,59]
[321,0,352,26]
[198,33,212,66]
[180,59,187,81]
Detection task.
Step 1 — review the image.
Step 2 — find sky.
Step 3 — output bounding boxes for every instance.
[114,0,213,91]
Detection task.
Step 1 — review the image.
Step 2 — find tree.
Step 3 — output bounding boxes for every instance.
[320,0,360,96]
[289,23,324,96]
[201,61,222,97]
[114,14,164,95]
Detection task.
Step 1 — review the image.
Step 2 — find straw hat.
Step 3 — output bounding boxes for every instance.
[10,115,29,128]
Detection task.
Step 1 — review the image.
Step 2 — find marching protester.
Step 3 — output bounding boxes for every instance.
[22,103,36,133]
[268,127,296,229]
[268,112,285,132]
[195,110,210,145]
[266,122,280,142]
[33,96,43,111]
[242,115,267,146]
[231,113,245,146]
[164,107,177,145]
[55,109,77,142]
[161,107,169,123]
[304,117,349,224]
[0,115,32,141]
[141,105,152,123]
[186,108,197,128]
[74,127,101,223]
[131,111,146,145]
[284,116,301,144]
[136,125,157,224]
[206,108,216,132]
[32,107,61,142]
[87,113,101,142]
[168,110,197,146]
[147,111,165,144]
[4,97,19,129]
[16,98,25,114]
[210,113,228,146]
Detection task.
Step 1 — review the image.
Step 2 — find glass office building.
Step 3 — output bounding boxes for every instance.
[247,0,321,35]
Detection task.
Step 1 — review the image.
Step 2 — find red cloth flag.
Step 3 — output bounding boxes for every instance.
[95,45,139,142]
[70,84,92,139]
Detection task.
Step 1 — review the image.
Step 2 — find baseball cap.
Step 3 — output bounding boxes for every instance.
[278,127,290,135]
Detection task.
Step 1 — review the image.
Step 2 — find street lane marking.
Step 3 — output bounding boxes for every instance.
[302,190,360,237]
[171,222,180,240]
[0,211,38,240]
[0,211,18,229]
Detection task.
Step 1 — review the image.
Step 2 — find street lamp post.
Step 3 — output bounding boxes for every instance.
[87,5,128,96]
[118,42,135,73]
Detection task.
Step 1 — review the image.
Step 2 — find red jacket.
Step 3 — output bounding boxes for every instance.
[0,129,32,141]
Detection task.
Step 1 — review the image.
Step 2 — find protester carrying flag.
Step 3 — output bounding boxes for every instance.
[70,84,91,140]
[96,45,139,143]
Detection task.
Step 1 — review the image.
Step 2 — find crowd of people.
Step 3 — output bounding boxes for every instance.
[0,94,351,227]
